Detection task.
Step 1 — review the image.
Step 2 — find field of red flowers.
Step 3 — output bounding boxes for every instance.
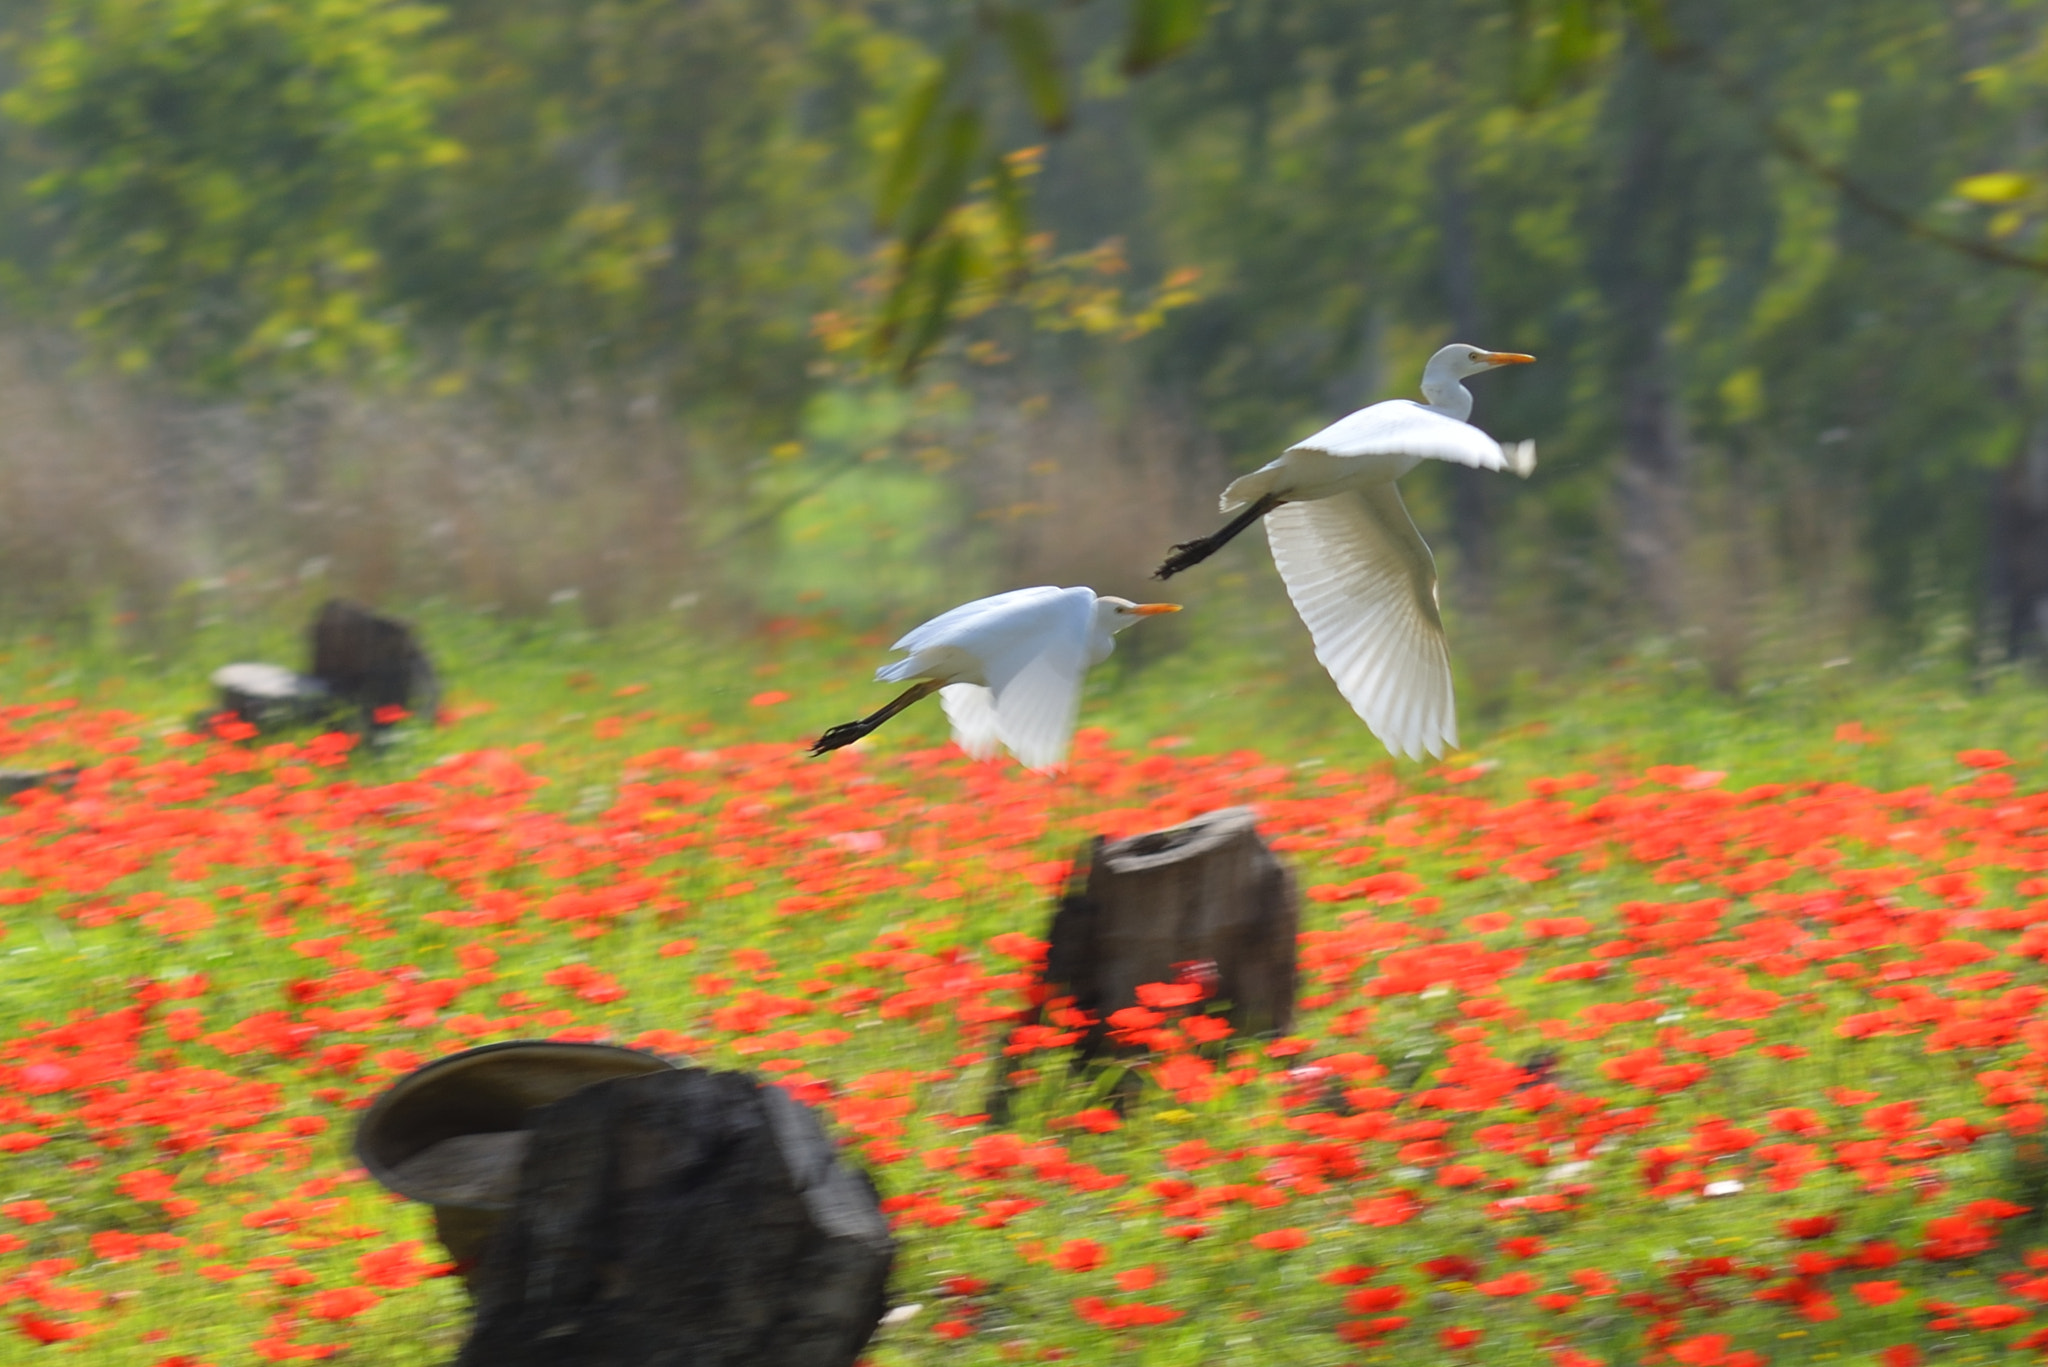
[2,683,2047,1366]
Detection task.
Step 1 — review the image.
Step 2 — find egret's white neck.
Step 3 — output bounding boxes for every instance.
[1418,360,1474,422]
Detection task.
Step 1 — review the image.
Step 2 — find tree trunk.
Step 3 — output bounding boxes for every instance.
[1592,47,1697,630]
[1992,421,2048,662]
[1436,141,1497,603]
[1035,806,1298,1063]
[455,1068,894,1367]
[1613,335,1692,629]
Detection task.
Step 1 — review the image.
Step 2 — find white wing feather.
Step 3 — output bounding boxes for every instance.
[891,586,1072,655]
[1292,400,1527,471]
[939,684,1002,760]
[884,586,1095,770]
[1266,486,1456,761]
[990,648,1086,770]
[1222,402,1533,511]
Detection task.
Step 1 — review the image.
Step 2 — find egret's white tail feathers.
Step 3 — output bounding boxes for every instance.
[875,656,921,684]
[940,684,1003,761]
[1507,440,1537,478]
[1219,466,1281,513]
[1265,488,1457,761]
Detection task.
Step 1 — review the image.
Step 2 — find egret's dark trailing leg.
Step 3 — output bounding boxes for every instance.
[809,680,942,756]
[1153,494,1282,580]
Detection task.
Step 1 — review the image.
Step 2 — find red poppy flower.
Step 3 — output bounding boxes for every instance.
[1049,1239,1106,1273]
[303,1287,380,1320]
[1251,1228,1309,1252]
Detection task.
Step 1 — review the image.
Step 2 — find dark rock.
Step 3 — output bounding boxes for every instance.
[455,1068,893,1367]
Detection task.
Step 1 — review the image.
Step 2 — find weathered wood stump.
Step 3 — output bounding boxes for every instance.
[0,765,79,799]
[1040,805,1299,1057]
[201,600,441,738]
[210,662,336,731]
[309,598,441,730]
[354,1040,680,1281]
[454,1068,894,1367]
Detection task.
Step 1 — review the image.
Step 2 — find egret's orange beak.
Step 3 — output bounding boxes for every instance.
[1130,603,1182,615]
[1480,351,1536,365]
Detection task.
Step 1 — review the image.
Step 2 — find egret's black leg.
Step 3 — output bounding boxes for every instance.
[1153,494,1282,580]
[809,680,942,756]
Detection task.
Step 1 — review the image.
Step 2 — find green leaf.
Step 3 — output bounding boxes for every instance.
[1552,0,1600,72]
[894,231,971,382]
[1957,172,2034,205]
[1509,0,1671,107]
[1122,0,1208,77]
[997,6,1068,133]
[897,105,984,255]
[875,56,957,232]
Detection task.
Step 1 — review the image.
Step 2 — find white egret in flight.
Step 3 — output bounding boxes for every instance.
[810,587,1181,770]
[1154,344,1537,760]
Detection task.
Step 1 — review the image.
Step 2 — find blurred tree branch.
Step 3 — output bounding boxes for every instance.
[870,0,1209,380]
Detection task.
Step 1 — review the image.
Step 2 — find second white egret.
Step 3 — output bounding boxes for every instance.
[1154,343,1537,760]
[809,587,1181,770]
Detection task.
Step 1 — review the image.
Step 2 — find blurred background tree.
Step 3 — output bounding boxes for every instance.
[0,0,2043,694]
[5,0,456,389]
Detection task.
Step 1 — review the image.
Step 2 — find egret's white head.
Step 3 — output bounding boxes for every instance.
[1094,596,1181,634]
[1419,343,1535,419]
[1431,343,1537,380]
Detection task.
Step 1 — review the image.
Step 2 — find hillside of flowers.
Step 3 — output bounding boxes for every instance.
[1,692,2047,1366]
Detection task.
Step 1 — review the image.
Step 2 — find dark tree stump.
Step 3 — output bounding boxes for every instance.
[201,602,439,739]
[353,1040,678,1287]
[454,1068,894,1367]
[1042,806,1299,1056]
[0,766,79,800]
[210,663,336,731]
[309,598,441,730]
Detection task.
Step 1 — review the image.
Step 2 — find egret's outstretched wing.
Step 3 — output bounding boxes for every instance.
[1266,486,1456,761]
[890,586,1094,769]
[1292,400,1533,474]
[939,683,1002,760]
[891,586,1070,655]
[982,589,1095,770]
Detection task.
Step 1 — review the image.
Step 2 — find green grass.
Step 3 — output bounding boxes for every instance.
[5,594,2040,796]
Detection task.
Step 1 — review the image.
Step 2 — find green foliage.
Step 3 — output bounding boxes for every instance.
[1,0,2047,658]
[0,0,915,417]
[6,0,457,390]
[1505,0,1671,105]
[998,7,1069,130]
[375,0,894,420]
[1121,0,1209,75]
[865,0,1212,379]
